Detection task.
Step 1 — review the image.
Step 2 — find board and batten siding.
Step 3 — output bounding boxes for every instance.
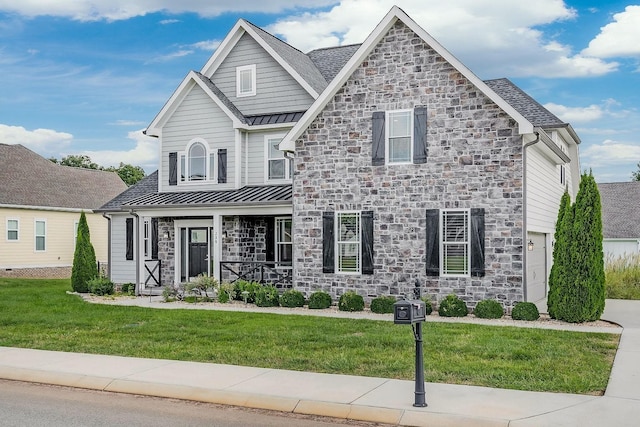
[0,207,108,268]
[159,83,236,193]
[210,32,315,115]
[109,214,137,285]
[525,141,574,233]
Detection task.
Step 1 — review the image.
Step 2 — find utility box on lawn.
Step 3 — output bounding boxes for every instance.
[393,299,426,324]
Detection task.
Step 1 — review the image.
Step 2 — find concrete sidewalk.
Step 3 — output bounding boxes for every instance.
[0,299,638,427]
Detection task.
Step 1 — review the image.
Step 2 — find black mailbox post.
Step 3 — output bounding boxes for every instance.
[393,298,427,407]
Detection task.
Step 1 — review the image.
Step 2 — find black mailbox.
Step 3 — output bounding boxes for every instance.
[393,299,426,324]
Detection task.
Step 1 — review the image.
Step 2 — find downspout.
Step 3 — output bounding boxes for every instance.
[102,213,111,281]
[129,209,140,295]
[522,132,540,302]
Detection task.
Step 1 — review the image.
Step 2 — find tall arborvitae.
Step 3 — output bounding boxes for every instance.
[71,211,97,293]
[553,171,605,322]
[547,190,571,319]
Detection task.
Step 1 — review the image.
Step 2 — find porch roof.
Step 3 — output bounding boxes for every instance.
[122,184,292,209]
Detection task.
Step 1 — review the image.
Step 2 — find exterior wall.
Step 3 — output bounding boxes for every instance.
[109,213,137,285]
[158,218,175,287]
[292,21,524,308]
[159,83,236,193]
[0,207,108,277]
[245,130,292,186]
[211,32,315,115]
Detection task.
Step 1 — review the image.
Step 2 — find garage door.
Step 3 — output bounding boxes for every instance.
[527,232,547,303]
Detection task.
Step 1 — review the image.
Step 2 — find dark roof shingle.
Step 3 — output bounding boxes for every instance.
[98,170,158,211]
[598,182,640,239]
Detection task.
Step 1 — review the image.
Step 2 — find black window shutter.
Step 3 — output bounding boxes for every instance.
[371,111,385,166]
[361,211,374,275]
[322,212,335,273]
[425,209,439,276]
[265,217,275,262]
[125,217,134,261]
[169,152,177,186]
[470,208,485,277]
[218,149,227,184]
[413,106,428,164]
[151,218,158,260]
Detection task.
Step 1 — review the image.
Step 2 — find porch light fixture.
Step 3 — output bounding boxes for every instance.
[527,240,534,251]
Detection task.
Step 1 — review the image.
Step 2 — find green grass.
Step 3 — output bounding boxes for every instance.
[0,278,620,395]
[606,253,640,299]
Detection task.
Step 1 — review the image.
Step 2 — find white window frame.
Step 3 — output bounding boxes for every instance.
[385,109,413,164]
[34,219,46,252]
[336,211,361,274]
[265,135,292,183]
[559,145,568,186]
[178,139,217,184]
[440,209,470,277]
[275,217,292,265]
[236,64,256,97]
[143,219,150,258]
[6,218,19,242]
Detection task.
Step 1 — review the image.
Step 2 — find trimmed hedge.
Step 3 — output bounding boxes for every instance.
[474,299,504,319]
[438,294,468,317]
[308,291,332,309]
[338,291,364,312]
[255,286,279,307]
[511,302,540,321]
[280,289,306,308]
[370,295,396,314]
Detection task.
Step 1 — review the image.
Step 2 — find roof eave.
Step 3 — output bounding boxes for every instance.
[535,127,571,165]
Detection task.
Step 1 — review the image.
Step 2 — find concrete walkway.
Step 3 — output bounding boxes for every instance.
[0,299,638,426]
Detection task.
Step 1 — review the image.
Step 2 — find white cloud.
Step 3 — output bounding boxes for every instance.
[544,103,604,123]
[111,120,147,126]
[80,129,159,172]
[191,40,221,51]
[0,0,336,21]
[583,5,640,58]
[160,19,180,25]
[581,139,640,168]
[0,124,72,153]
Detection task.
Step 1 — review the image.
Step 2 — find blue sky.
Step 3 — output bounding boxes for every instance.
[0,0,638,182]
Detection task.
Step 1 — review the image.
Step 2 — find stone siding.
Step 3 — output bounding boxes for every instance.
[0,266,71,279]
[292,21,524,309]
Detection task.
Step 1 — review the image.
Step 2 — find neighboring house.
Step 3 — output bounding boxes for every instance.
[100,7,580,308]
[598,181,640,258]
[0,144,127,278]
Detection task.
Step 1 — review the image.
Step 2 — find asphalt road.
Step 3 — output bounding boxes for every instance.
[0,379,390,427]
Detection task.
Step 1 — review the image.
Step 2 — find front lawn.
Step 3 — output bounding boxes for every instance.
[0,278,619,395]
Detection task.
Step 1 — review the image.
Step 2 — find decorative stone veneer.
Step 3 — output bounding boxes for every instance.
[0,266,71,279]
[158,218,175,286]
[292,21,524,309]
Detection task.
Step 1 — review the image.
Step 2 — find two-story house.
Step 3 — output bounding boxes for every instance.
[101,6,580,308]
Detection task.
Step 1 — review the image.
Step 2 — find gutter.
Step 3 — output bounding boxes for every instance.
[522,132,541,303]
[129,209,140,295]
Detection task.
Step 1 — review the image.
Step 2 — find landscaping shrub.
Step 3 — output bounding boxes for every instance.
[255,286,280,307]
[511,302,540,321]
[233,280,260,303]
[421,297,433,315]
[438,294,468,317]
[308,291,332,309]
[120,283,135,295]
[280,289,305,308]
[474,299,504,319]
[71,211,97,293]
[217,283,233,303]
[338,291,364,312]
[87,276,114,296]
[370,295,396,314]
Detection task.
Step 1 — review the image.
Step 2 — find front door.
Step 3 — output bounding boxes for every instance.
[188,228,208,279]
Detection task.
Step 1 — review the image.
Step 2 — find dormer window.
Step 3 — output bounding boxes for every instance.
[236,64,256,97]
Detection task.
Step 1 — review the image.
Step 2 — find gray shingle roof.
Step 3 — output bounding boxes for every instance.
[123,184,292,209]
[484,78,565,127]
[0,144,127,210]
[598,182,640,239]
[98,170,158,211]
[307,44,362,83]
[244,20,329,95]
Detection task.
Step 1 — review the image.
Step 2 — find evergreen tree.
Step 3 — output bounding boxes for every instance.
[553,171,605,322]
[547,190,571,319]
[71,211,98,293]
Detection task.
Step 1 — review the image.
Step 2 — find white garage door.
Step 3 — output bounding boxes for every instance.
[527,232,547,303]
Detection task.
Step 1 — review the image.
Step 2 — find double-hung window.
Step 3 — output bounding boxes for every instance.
[337,212,361,273]
[7,219,18,241]
[322,211,374,275]
[266,136,292,181]
[275,217,292,264]
[35,220,46,252]
[386,110,413,163]
[441,210,470,276]
[236,64,256,97]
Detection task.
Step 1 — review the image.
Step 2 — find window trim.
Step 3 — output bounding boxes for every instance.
[143,219,150,258]
[275,217,292,265]
[6,218,19,242]
[264,134,292,183]
[385,109,414,164]
[335,211,362,274]
[439,209,470,277]
[178,139,219,185]
[34,219,46,252]
[236,64,256,97]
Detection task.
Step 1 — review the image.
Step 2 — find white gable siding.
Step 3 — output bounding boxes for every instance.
[159,84,236,193]
[108,214,136,285]
[210,33,314,115]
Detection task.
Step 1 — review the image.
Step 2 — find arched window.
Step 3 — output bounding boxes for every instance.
[188,142,206,181]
